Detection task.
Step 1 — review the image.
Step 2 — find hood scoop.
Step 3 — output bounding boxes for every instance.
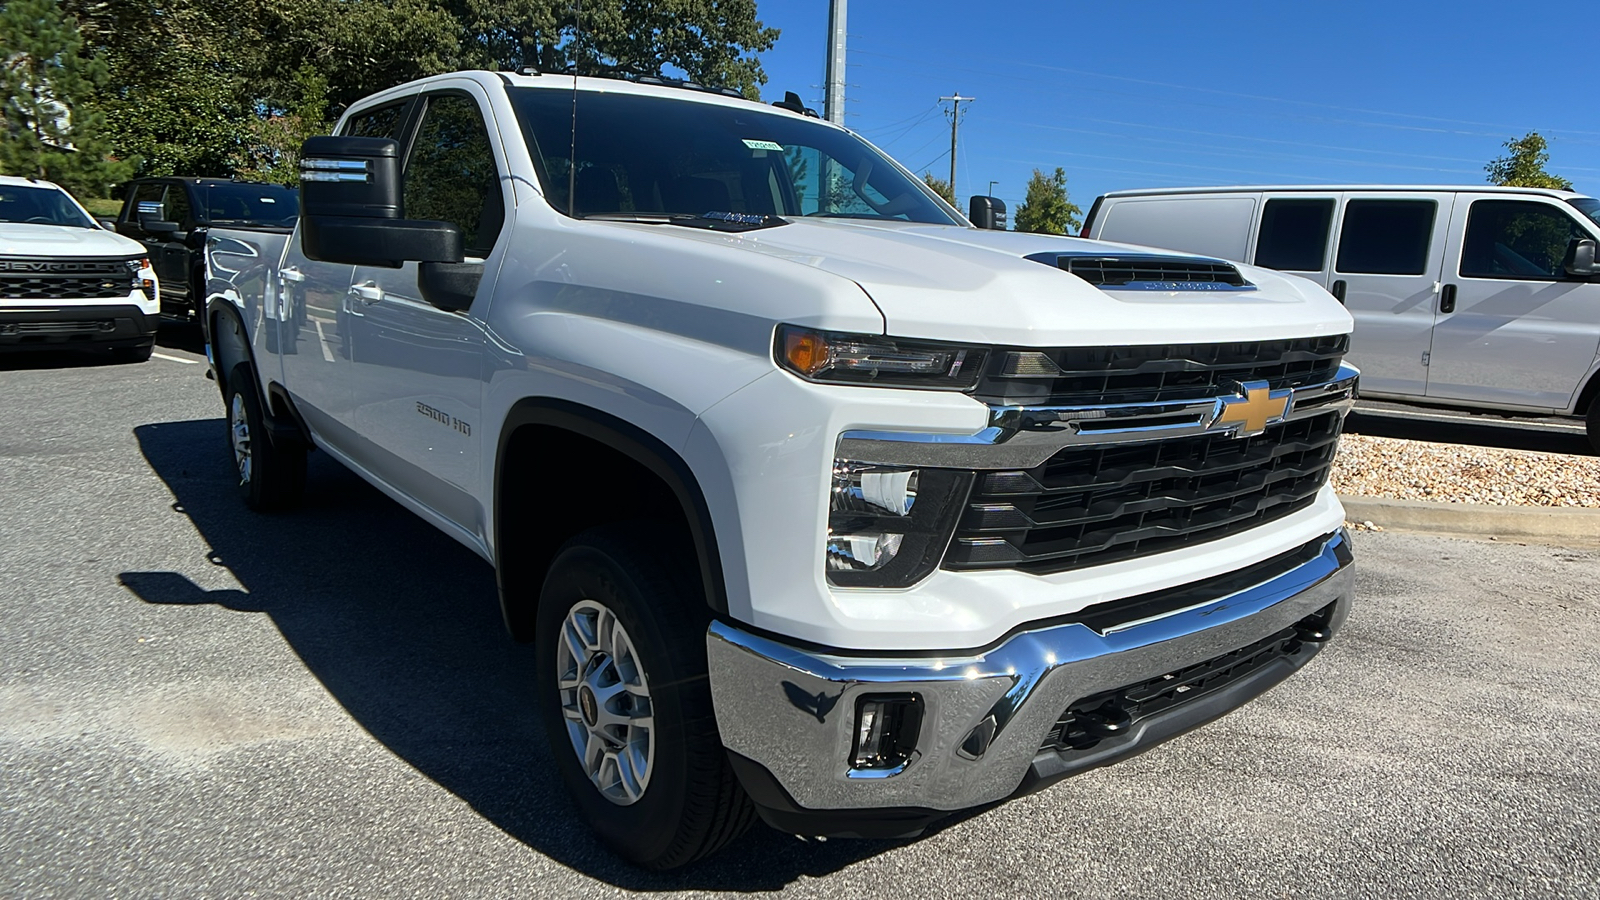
[1026,251,1255,292]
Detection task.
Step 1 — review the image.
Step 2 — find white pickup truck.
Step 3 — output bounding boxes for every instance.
[204,70,1359,869]
[0,175,160,360]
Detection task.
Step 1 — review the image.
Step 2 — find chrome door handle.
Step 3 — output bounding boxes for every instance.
[350,282,384,304]
[280,266,306,283]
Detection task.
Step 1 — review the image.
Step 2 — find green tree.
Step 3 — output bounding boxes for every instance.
[0,0,134,196]
[448,0,779,97]
[1013,167,1081,235]
[921,171,955,205]
[1486,132,1573,190]
[230,66,331,184]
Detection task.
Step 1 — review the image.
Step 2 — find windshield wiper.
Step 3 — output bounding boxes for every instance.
[579,211,787,233]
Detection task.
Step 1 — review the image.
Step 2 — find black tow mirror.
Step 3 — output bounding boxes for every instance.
[139,215,179,236]
[297,135,464,268]
[969,195,1007,230]
[1566,238,1596,277]
[419,261,484,312]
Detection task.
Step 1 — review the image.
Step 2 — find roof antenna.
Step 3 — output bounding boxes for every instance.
[567,0,580,217]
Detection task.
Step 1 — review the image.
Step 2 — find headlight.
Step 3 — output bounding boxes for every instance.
[826,461,972,588]
[776,325,988,390]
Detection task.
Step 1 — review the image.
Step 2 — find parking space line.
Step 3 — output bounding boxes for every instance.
[152,352,201,365]
[312,320,337,362]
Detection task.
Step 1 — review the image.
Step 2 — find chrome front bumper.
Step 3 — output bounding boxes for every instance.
[707,529,1354,835]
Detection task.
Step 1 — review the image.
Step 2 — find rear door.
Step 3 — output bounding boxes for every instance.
[344,85,507,534]
[1328,192,1456,398]
[1427,194,1600,410]
[1251,193,1339,287]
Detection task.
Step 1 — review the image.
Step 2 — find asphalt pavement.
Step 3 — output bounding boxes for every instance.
[2,332,1598,899]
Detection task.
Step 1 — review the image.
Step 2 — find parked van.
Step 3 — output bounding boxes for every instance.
[1082,186,1600,450]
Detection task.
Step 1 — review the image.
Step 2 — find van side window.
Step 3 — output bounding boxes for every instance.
[404,93,504,257]
[1335,200,1435,276]
[1255,198,1334,271]
[341,103,405,140]
[1460,200,1589,280]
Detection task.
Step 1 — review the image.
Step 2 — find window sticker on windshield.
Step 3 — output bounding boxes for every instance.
[742,139,783,152]
[259,197,276,204]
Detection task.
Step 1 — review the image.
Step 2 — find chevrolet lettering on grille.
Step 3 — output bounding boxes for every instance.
[1213,380,1292,438]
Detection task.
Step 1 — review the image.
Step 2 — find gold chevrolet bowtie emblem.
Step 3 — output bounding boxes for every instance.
[1215,381,1290,437]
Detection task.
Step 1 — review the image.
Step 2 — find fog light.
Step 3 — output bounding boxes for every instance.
[851,694,923,771]
[826,531,903,571]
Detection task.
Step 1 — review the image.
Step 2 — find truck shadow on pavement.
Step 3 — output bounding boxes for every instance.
[118,418,919,890]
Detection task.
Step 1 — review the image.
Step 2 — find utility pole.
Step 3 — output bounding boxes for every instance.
[940,93,974,199]
[824,0,847,125]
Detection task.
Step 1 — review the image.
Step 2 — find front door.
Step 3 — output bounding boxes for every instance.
[1427,195,1600,410]
[1328,192,1457,398]
[345,86,508,536]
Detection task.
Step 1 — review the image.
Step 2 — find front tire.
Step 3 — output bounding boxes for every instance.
[535,525,755,869]
[227,362,306,511]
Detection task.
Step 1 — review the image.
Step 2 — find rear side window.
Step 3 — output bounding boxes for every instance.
[1335,200,1436,275]
[342,103,406,140]
[1255,198,1334,271]
[1461,200,1590,280]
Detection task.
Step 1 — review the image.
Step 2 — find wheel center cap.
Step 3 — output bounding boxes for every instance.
[578,684,599,727]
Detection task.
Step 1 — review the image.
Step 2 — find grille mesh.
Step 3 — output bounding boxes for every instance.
[1059,256,1245,286]
[944,410,1343,575]
[0,274,130,300]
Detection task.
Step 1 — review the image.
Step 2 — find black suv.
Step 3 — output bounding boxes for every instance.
[113,178,299,320]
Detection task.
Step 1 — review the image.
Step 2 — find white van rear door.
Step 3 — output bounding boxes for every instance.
[1426,194,1600,411]
[1329,191,1456,398]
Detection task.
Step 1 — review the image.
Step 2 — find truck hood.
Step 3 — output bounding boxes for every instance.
[700,218,1352,347]
[0,223,147,259]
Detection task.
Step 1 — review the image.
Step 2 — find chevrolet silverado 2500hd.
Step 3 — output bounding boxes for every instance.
[1,175,159,359]
[204,71,1359,869]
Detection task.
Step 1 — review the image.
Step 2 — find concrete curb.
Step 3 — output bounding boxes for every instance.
[1338,495,1600,547]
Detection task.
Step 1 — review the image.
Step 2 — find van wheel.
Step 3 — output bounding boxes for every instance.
[535,525,755,869]
[1587,394,1600,455]
[227,362,306,511]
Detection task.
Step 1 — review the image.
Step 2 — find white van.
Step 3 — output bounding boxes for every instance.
[1082,185,1600,451]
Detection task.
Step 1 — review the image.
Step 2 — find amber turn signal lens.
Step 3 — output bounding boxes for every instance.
[784,329,828,376]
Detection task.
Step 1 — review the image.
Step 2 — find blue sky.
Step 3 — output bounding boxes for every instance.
[752,0,1600,222]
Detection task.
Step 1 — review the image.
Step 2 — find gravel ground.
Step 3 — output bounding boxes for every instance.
[1331,433,1600,508]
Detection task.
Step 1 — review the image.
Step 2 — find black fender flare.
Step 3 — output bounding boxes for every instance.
[206,297,311,451]
[494,397,729,627]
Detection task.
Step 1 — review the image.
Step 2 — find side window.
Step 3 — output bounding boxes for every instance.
[1335,200,1436,276]
[1460,200,1589,280]
[162,185,192,226]
[1255,198,1334,271]
[404,93,504,257]
[133,182,164,218]
[341,103,406,139]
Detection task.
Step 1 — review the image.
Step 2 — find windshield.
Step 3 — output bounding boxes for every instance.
[202,183,299,226]
[0,184,95,228]
[509,88,960,225]
[1569,197,1600,230]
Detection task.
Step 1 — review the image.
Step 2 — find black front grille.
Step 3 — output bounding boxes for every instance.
[1039,604,1335,755]
[1056,256,1245,286]
[975,335,1348,408]
[0,274,131,301]
[944,410,1343,575]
